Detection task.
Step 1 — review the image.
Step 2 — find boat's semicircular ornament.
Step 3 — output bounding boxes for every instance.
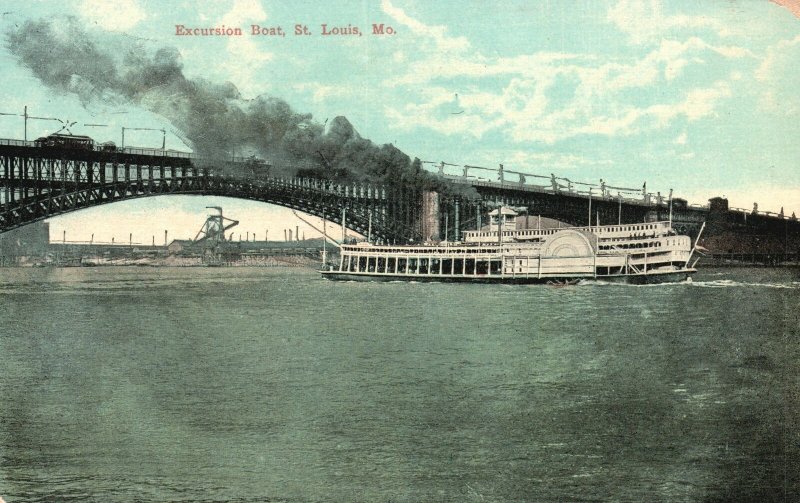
[541,230,597,258]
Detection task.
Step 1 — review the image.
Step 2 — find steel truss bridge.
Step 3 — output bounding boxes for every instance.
[0,139,423,243]
[0,138,797,247]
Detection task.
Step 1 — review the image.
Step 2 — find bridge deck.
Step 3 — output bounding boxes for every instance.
[0,140,797,249]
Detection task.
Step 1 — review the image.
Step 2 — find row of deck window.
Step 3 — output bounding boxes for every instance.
[466,222,668,240]
[342,255,503,275]
[597,223,665,233]
[343,246,500,255]
[600,240,663,250]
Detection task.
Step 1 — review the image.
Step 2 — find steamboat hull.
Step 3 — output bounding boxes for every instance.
[321,268,695,285]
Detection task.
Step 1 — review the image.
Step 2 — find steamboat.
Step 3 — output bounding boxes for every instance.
[321,207,701,284]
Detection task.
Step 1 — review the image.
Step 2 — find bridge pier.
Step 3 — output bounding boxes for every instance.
[421,191,440,242]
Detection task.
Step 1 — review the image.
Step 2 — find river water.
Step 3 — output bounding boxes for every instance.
[0,266,798,502]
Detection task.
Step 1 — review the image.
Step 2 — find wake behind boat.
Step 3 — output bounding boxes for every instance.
[321,207,700,285]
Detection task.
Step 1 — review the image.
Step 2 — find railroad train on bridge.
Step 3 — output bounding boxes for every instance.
[30,133,270,174]
[33,133,118,152]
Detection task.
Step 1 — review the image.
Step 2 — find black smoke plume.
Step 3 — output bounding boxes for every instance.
[5,17,470,196]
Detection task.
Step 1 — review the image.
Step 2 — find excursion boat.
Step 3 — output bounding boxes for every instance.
[321,208,700,284]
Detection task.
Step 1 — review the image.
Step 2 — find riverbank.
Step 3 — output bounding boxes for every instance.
[1,254,327,268]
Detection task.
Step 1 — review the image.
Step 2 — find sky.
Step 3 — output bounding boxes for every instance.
[0,0,798,242]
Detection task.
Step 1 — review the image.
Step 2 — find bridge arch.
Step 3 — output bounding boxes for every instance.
[0,181,401,243]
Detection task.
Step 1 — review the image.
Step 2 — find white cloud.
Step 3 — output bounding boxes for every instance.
[376,0,748,145]
[385,69,733,144]
[487,151,614,171]
[381,0,470,53]
[384,103,502,139]
[217,0,274,97]
[586,38,752,91]
[510,80,732,143]
[755,35,800,117]
[220,0,265,25]
[681,82,732,120]
[224,37,273,63]
[387,51,589,87]
[607,0,729,44]
[78,0,145,31]
[293,83,350,103]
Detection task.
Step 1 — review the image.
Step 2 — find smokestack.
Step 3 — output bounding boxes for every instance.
[164,229,168,246]
[246,231,249,241]
[90,233,93,244]
[62,230,66,243]
[296,226,299,242]
[265,229,268,241]
[284,229,287,242]
[289,229,293,242]
[129,233,132,246]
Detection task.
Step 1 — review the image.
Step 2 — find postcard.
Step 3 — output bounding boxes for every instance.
[0,1,798,502]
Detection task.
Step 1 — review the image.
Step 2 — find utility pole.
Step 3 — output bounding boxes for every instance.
[454,199,460,242]
[322,210,327,265]
[497,207,503,246]
[341,207,347,243]
[668,189,674,227]
[0,107,63,141]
